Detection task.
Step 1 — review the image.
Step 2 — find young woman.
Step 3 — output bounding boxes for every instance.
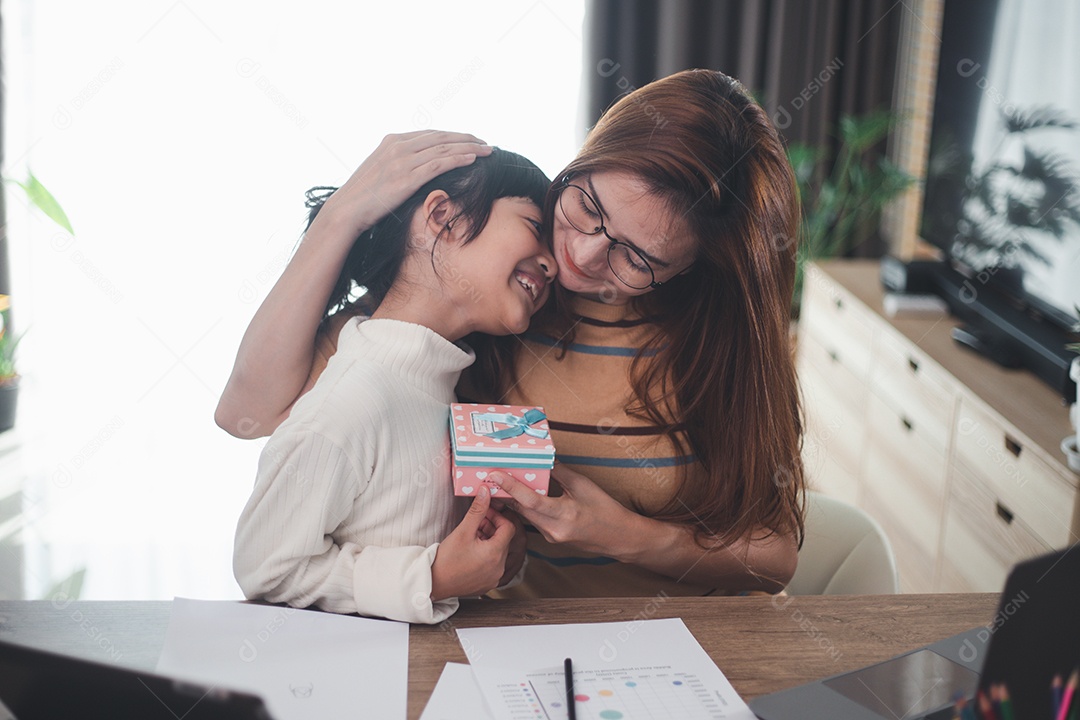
[220,69,805,598]
[232,148,556,623]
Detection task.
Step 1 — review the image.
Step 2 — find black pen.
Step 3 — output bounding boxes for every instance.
[564,657,577,720]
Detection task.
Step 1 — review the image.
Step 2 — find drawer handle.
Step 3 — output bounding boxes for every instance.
[828,350,840,363]
[1004,436,1022,458]
[908,357,920,374]
[901,417,914,432]
[834,297,843,310]
[995,502,1014,525]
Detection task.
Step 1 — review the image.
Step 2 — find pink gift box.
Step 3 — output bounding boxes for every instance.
[449,403,555,497]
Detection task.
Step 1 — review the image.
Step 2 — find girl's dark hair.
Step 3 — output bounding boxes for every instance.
[306,147,549,317]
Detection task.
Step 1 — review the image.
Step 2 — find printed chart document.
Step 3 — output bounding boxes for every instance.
[157,598,408,720]
[420,662,494,720]
[457,618,755,720]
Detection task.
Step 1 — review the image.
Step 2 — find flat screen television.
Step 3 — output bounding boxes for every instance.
[920,0,1080,399]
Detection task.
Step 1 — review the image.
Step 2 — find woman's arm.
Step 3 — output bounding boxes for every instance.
[490,465,798,593]
[215,131,493,438]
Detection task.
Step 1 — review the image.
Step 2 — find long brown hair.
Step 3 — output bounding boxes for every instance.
[544,69,805,547]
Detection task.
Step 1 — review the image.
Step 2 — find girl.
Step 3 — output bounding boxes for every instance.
[222,69,805,598]
[232,148,556,623]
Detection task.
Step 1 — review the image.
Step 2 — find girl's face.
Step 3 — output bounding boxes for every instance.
[552,171,697,305]
[447,197,556,335]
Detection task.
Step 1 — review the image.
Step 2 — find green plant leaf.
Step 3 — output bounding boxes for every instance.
[0,323,26,379]
[42,567,86,602]
[791,110,913,317]
[14,172,74,235]
[786,144,826,185]
[839,111,896,152]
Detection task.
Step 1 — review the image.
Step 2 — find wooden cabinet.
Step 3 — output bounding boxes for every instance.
[861,391,948,593]
[797,260,1079,592]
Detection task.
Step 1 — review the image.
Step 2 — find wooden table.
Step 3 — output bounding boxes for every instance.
[0,594,1000,719]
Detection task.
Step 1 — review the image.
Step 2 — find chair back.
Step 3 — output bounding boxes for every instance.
[785,491,899,595]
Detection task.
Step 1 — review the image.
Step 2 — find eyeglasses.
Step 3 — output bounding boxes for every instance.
[557,175,666,289]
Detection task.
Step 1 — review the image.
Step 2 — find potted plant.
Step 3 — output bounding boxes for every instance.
[787,111,917,316]
[0,294,21,432]
[1064,304,1080,472]
[0,171,73,434]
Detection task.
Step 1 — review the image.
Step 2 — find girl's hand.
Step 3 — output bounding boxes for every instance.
[319,131,493,238]
[430,486,515,601]
[489,465,639,558]
[496,508,528,587]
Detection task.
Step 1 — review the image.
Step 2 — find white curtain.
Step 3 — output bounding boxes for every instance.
[970,0,1080,317]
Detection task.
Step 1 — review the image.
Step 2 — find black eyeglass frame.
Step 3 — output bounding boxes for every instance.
[556,174,665,290]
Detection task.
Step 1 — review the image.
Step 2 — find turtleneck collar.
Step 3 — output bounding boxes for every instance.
[338,318,475,402]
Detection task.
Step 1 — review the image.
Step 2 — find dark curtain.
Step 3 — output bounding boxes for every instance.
[584,0,903,257]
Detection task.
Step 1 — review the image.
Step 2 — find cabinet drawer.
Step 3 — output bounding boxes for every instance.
[954,400,1076,548]
[798,332,869,419]
[799,269,876,380]
[869,328,956,455]
[860,393,948,593]
[938,465,1052,593]
[798,338,867,505]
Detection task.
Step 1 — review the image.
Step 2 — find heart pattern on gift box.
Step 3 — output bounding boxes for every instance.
[452,403,552,497]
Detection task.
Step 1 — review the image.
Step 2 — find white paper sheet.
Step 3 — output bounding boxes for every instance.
[457,618,755,720]
[420,662,494,720]
[157,598,408,720]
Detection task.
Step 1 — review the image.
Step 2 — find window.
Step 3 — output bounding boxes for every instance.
[2,0,585,600]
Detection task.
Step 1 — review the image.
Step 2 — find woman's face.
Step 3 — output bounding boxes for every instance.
[449,197,557,335]
[551,171,697,305]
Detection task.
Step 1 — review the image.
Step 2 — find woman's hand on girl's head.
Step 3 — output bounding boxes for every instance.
[488,466,639,558]
[430,485,516,602]
[320,130,493,237]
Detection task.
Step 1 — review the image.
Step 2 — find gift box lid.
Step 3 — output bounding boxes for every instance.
[450,403,555,465]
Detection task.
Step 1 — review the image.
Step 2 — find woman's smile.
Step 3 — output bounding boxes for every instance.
[560,243,591,279]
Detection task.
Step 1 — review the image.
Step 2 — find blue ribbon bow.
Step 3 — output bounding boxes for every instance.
[474,408,549,440]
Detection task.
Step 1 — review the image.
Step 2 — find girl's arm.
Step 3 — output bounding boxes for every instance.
[215,131,493,438]
[489,466,798,593]
[233,427,515,624]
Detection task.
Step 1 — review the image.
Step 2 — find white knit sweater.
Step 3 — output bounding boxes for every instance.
[233,317,475,623]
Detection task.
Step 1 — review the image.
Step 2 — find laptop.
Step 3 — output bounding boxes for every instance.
[750,547,1080,720]
[0,638,276,720]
